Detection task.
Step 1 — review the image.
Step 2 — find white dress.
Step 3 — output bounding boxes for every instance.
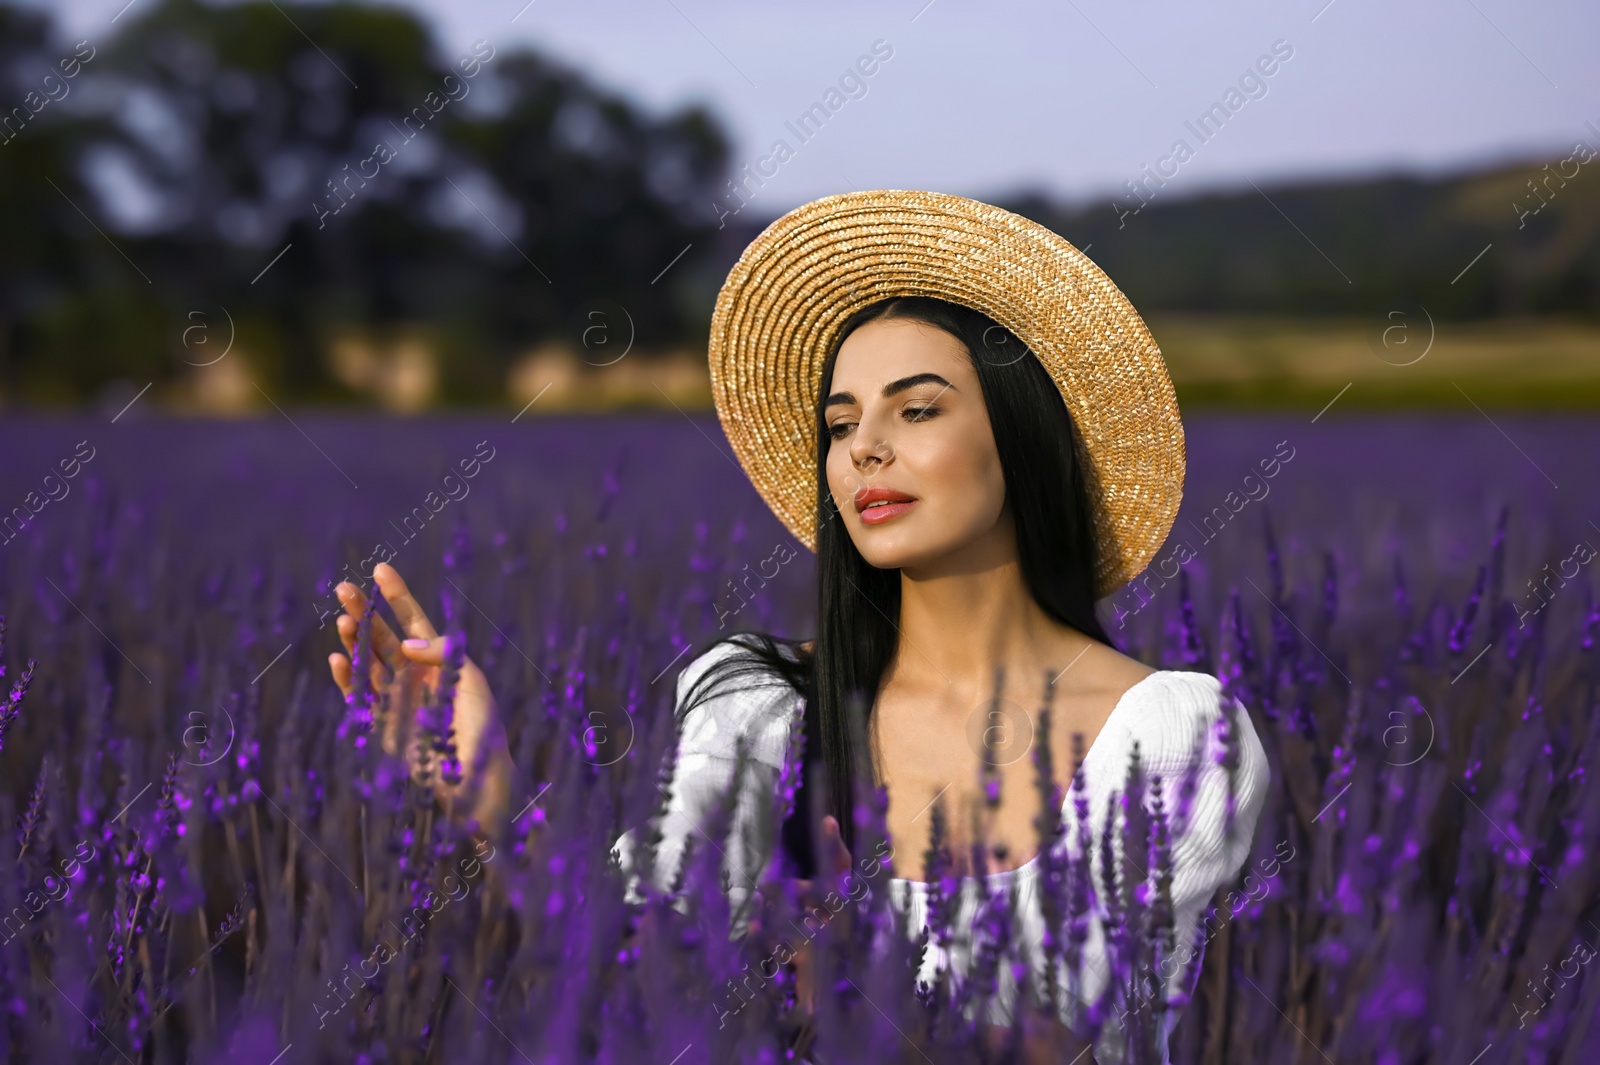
[611,634,1271,1064]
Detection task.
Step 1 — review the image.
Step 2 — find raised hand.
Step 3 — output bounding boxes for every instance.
[326,562,514,833]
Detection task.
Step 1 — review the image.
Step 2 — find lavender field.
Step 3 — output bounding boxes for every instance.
[2,411,1598,1065]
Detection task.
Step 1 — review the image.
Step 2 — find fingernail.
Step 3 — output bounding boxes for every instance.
[403,638,429,649]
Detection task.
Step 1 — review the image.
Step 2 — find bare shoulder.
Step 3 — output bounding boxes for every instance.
[1054,641,1160,703]
[1055,642,1263,769]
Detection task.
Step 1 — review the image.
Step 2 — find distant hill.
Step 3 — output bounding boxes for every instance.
[717,153,1600,321]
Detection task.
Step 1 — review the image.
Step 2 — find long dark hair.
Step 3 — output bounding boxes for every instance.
[674,295,1115,874]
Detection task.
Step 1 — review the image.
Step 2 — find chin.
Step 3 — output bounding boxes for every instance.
[848,527,907,567]
[851,524,942,570]
[852,508,1002,570]
[857,546,912,570]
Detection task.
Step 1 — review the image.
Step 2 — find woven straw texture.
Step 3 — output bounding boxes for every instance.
[706,189,1184,601]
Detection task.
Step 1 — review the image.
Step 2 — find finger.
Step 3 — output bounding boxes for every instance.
[328,653,354,699]
[821,816,854,871]
[337,614,393,692]
[401,636,447,667]
[336,612,356,656]
[336,582,404,666]
[373,563,440,641]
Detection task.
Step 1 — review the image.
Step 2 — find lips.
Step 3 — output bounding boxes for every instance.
[854,485,917,514]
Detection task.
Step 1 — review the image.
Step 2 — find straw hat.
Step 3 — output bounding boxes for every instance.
[706,189,1184,600]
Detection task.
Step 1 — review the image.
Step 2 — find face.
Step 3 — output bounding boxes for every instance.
[822,317,1011,572]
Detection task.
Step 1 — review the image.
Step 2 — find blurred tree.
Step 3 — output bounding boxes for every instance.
[0,5,133,401]
[0,0,732,405]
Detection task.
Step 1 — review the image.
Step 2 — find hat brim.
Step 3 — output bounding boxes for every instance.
[707,189,1184,602]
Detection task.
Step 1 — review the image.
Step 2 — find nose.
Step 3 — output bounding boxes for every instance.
[850,431,893,470]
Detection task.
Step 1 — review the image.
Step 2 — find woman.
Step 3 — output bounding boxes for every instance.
[327,191,1270,1063]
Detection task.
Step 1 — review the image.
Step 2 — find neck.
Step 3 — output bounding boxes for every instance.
[890,525,1093,707]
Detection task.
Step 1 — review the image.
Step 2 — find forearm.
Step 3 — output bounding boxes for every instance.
[441,731,533,862]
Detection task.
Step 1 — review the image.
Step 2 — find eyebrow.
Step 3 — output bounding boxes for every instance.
[823,372,954,410]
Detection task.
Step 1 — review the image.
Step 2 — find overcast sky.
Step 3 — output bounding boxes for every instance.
[50,0,1600,217]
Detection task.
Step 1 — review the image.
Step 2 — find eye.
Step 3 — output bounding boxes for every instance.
[903,405,939,423]
[826,421,854,440]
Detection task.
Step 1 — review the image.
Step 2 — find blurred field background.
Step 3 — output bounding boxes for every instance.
[0,0,1595,416]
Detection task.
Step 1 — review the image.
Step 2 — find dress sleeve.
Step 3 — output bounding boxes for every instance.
[1087,672,1271,1064]
[608,635,803,939]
